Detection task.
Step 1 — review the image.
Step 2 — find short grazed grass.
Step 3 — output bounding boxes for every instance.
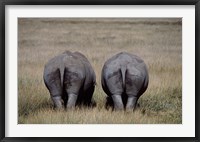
[18,18,182,124]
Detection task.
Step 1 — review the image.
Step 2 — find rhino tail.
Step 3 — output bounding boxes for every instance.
[120,66,126,89]
[59,67,65,88]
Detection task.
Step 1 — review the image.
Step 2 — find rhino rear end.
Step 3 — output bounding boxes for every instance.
[101,52,149,111]
[44,51,96,110]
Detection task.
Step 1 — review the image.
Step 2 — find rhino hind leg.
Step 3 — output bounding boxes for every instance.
[67,93,78,109]
[125,73,143,111]
[104,72,124,111]
[44,69,63,109]
[126,96,138,111]
[64,70,83,109]
[52,95,63,110]
[65,90,79,109]
[112,94,124,111]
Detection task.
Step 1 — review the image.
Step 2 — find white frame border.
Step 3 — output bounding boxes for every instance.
[5,5,195,137]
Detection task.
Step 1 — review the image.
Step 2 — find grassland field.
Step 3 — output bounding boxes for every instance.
[18,18,182,124]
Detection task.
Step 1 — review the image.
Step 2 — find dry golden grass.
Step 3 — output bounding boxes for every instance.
[18,18,182,124]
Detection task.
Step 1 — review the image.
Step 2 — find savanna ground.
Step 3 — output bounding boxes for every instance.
[18,18,182,124]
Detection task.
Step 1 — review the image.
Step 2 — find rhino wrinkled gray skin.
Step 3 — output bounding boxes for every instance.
[43,51,96,109]
[101,52,149,111]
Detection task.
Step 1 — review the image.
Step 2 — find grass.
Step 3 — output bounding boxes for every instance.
[18,18,182,124]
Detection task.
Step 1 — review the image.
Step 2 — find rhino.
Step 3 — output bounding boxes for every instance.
[101,52,149,111]
[43,51,96,109]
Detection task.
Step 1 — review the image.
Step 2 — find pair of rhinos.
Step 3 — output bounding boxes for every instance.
[43,51,149,111]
